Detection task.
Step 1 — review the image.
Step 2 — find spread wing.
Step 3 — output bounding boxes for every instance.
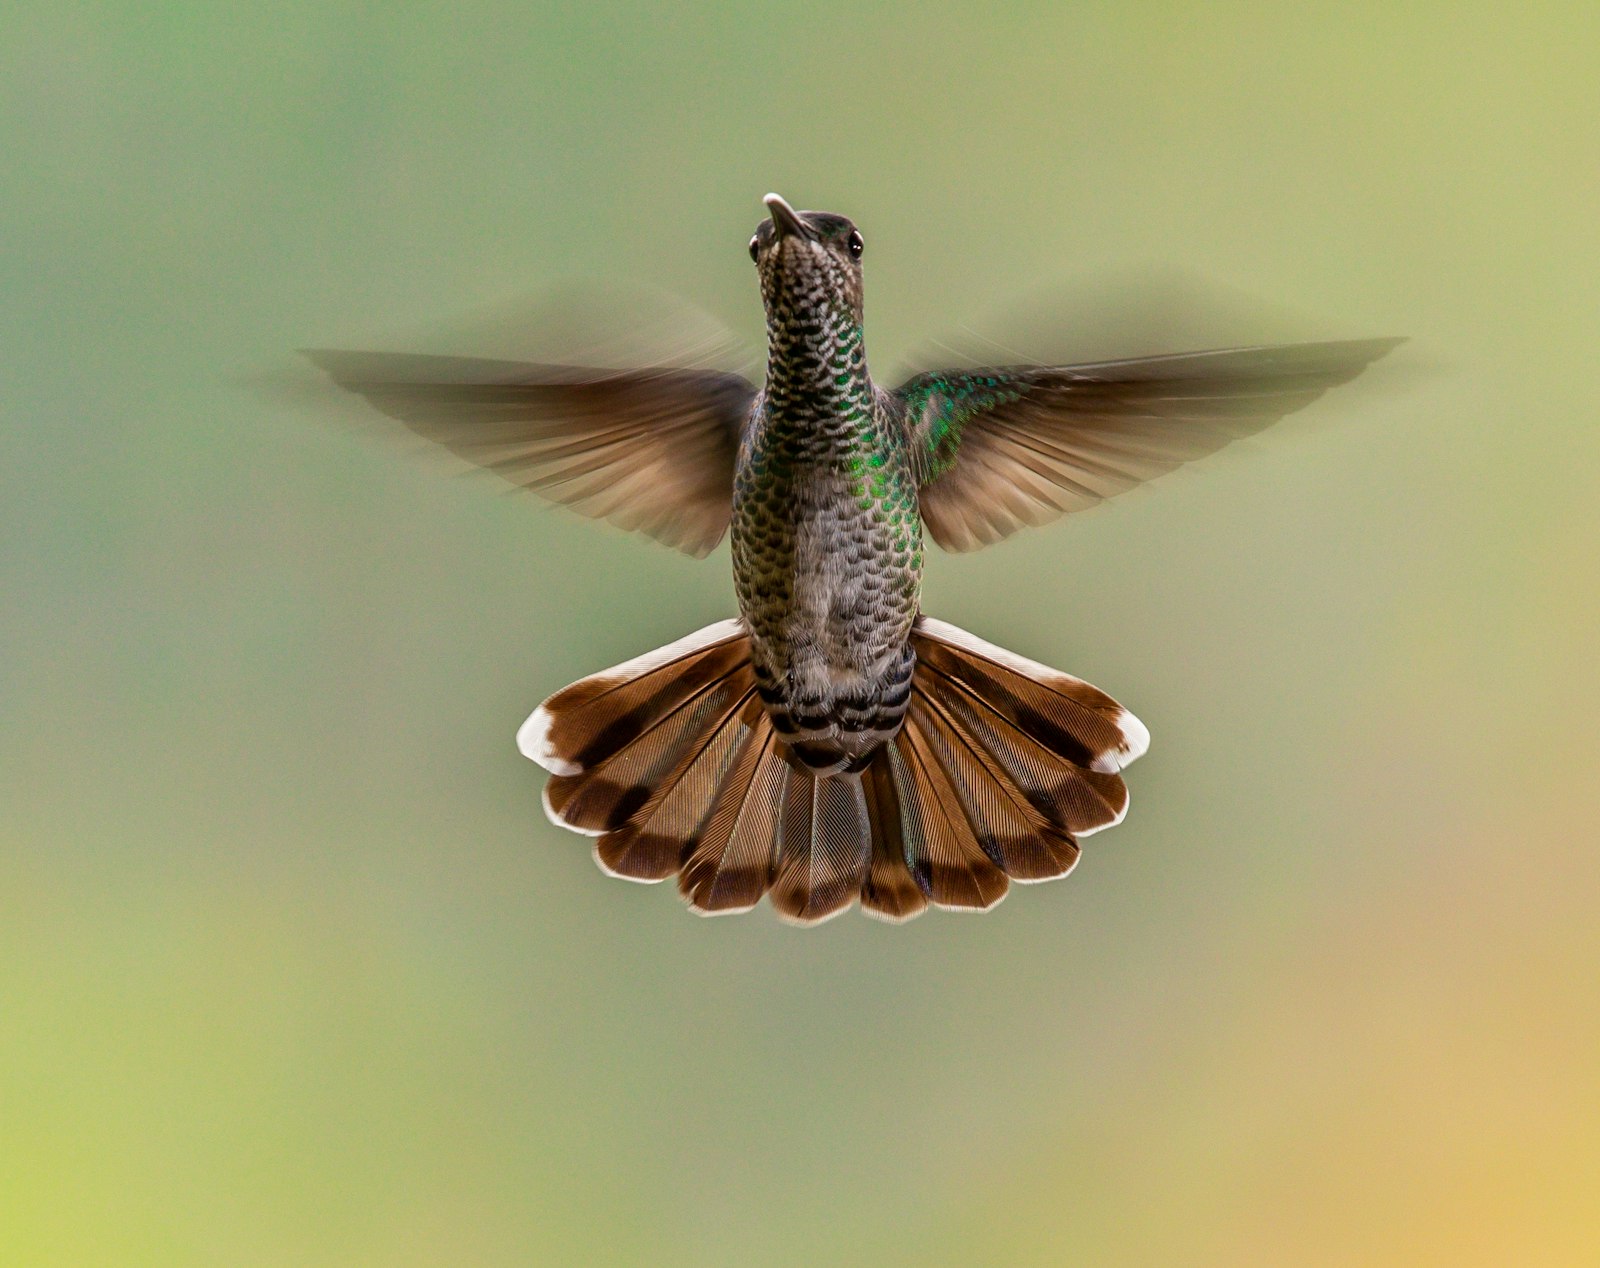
[894,338,1403,552]
[304,350,757,557]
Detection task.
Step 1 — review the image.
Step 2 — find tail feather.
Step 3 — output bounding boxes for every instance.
[518,618,747,776]
[894,714,1011,910]
[769,764,871,925]
[594,678,759,884]
[912,616,1149,774]
[542,665,754,836]
[859,759,927,924]
[523,614,1149,923]
[593,823,682,884]
[919,672,1130,836]
[679,714,785,915]
[910,688,1080,883]
[589,679,759,884]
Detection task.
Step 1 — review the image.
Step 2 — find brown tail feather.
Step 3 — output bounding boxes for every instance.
[910,688,1080,883]
[894,712,1011,910]
[916,672,1129,837]
[679,713,786,915]
[911,616,1147,776]
[591,681,759,885]
[518,618,747,777]
[542,666,756,836]
[592,681,760,886]
[769,764,872,924]
[522,615,1149,923]
[859,758,927,923]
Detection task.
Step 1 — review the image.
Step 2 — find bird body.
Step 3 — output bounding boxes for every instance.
[733,210,923,772]
[309,193,1400,924]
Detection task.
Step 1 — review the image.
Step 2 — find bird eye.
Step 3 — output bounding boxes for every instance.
[846,230,864,260]
[748,235,760,262]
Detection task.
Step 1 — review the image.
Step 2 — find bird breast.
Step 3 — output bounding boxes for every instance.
[732,423,923,702]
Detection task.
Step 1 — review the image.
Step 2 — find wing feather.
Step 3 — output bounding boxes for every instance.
[304,350,755,557]
[894,338,1403,551]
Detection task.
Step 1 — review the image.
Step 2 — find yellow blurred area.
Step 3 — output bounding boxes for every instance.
[2,1,1596,1263]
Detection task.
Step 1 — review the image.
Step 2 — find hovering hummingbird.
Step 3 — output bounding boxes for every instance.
[308,192,1399,925]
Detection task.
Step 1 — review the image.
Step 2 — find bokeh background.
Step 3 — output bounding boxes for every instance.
[4,3,1597,1264]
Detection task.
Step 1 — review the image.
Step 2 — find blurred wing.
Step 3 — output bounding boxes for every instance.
[304,350,756,557]
[894,338,1403,552]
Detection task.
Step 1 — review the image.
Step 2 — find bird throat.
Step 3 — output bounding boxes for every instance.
[761,298,875,457]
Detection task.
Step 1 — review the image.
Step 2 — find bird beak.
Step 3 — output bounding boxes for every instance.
[763,192,808,240]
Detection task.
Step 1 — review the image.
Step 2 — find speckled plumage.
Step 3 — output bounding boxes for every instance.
[733,209,922,773]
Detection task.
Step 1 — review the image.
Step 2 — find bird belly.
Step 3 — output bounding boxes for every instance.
[788,500,905,693]
[735,467,916,678]
[731,462,923,769]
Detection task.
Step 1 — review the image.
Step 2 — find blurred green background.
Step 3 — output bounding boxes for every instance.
[4,2,1597,1264]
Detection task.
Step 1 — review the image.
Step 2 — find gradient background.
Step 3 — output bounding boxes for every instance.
[4,3,1597,1264]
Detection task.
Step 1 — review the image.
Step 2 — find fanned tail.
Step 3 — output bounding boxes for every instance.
[522,615,1149,924]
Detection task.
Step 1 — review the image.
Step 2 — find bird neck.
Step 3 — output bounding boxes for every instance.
[762,307,875,453]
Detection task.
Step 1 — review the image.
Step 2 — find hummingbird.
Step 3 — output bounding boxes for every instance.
[308,192,1399,924]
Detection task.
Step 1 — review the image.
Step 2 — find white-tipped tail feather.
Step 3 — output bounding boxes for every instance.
[518,707,578,777]
[518,618,745,778]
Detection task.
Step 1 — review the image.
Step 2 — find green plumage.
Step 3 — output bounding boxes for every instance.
[895,372,1029,480]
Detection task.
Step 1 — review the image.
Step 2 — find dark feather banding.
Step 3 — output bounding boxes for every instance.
[892,714,1010,911]
[912,616,1148,775]
[520,619,747,776]
[679,715,786,915]
[859,759,927,923]
[909,689,1081,882]
[594,682,761,883]
[542,666,757,836]
[926,677,1128,836]
[522,614,1147,922]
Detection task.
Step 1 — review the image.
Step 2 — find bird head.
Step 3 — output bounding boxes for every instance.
[749,193,866,334]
